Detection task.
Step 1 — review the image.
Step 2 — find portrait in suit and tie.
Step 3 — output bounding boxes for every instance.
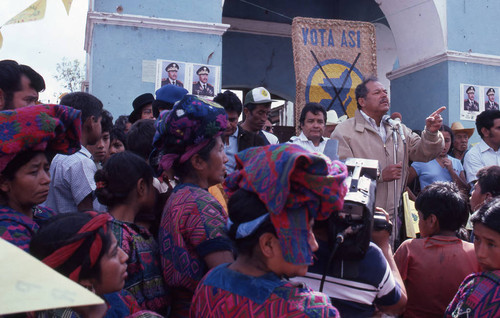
[192,66,215,97]
[485,88,499,111]
[160,61,185,88]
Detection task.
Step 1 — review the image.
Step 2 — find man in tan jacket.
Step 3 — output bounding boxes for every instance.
[331,78,444,228]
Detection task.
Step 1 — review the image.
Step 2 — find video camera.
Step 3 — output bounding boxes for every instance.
[328,157,379,260]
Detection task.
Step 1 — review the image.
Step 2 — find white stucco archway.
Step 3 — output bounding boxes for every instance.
[377,0,447,69]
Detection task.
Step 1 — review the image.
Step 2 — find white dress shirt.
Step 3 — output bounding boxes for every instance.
[464,139,500,183]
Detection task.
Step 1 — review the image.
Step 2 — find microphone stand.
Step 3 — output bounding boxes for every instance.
[391,126,399,247]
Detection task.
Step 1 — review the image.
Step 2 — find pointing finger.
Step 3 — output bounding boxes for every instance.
[431,106,446,117]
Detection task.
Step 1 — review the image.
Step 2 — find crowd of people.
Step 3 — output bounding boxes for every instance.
[1,58,500,317]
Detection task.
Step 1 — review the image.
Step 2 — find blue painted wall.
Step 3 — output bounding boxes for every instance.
[88,0,223,118]
[391,60,500,145]
[94,0,222,22]
[447,60,500,144]
[390,62,449,131]
[222,32,294,101]
[223,0,386,26]
[90,24,222,117]
[390,1,500,144]
[447,1,500,55]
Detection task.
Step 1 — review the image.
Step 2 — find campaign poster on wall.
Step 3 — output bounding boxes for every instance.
[459,84,499,121]
[291,17,377,132]
[156,60,188,90]
[156,60,220,99]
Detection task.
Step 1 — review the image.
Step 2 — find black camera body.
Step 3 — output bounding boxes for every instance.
[329,158,378,260]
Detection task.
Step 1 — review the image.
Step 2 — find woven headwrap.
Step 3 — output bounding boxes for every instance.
[225,144,348,265]
[152,94,227,172]
[0,104,81,173]
[42,211,112,282]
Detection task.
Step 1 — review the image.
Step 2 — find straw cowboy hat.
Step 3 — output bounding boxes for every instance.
[451,121,474,138]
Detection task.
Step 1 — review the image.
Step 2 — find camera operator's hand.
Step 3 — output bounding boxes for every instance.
[371,208,392,248]
[381,162,402,182]
[371,207,408,315]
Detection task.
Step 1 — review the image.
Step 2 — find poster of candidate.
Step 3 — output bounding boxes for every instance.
[484,87,500,111]
[291,18,377,132]
[191,64,220,98]
[460,84,482,121]
[156,59,188,91]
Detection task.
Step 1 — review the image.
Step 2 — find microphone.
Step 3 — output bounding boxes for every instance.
[383,113,406,143]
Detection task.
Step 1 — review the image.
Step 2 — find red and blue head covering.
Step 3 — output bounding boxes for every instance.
[41,211,112,282]
[0,104,81,173]
[152,94,227,173]
[225,144,348,265]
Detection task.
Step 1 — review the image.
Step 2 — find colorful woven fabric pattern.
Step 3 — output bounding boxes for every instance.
[152,94,227,172]
[0,205,55,251]
[225,144,347,265]
[37,290,163,318]
[110,219,170,315]
[159,183,233,317]
[0,104,81,172]
[445,271,500,317]
[190,264,339,317]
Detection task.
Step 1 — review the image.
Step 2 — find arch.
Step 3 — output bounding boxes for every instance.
[377,0,446,68]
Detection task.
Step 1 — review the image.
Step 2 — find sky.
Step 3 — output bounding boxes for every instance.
[0,0,88,103]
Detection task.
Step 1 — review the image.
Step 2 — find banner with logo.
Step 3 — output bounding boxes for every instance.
[292,18,377,130]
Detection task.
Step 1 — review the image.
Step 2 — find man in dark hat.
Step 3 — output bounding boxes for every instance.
[129,93,155,124]
[486,88,499,111]
[192,66,214,97]
[464,86,479,111]
[162,63,184,87]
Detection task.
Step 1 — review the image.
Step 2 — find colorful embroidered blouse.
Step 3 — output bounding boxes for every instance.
[158,183,233,317]
[445,271,500,317]
[35,290,163,317]
[0,205,55,252]
[190,264,340,317]
[110,219,170,315]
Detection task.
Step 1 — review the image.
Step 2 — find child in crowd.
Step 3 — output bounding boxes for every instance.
[446,197,500,316]
[45,92,104,212]
[107,127,127,160]
[190,144,347,317]
[88,110,113,167]
[0,105,81,251]
[94,151,169,315]
[30,211,162,317]
[394,182,479,317]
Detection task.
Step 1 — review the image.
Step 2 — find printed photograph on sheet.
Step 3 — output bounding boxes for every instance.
[191,64,219,98]
[460,84,482,121]
[156,60,188,91]
[484,87,500,111]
